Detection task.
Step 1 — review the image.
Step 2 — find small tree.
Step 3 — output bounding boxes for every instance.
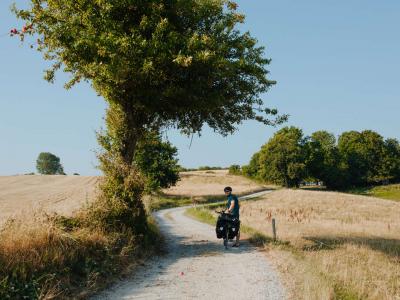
[36,152,65,175]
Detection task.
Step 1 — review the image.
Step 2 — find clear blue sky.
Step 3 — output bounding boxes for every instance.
[1,1,399,175]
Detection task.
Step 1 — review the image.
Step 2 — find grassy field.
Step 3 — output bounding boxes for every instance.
[187,189,400,300]
[348,184,400,201]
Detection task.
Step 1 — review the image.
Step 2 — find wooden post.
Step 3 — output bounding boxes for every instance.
[272,218,277,241]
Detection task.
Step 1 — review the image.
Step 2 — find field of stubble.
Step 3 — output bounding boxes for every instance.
[240,189,400,299]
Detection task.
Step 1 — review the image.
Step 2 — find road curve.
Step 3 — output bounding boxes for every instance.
[94,195,286,300]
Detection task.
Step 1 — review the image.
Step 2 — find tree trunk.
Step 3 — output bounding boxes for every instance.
[98,102,149,235]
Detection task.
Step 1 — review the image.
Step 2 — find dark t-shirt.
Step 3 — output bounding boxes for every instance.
[226,194,239,218]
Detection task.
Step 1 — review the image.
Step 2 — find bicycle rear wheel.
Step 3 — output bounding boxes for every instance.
[224,230,229,249]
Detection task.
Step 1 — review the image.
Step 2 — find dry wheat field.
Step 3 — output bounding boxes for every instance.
[240,189,400,300]
[0,175,99,227]
[163,169,266,196]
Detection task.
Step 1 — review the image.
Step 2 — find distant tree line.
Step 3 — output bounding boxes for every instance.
[178,166,228,172]
[237,126,400,189]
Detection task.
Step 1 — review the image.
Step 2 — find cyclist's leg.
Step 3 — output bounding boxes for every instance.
[233,219,240,247]
[234,230,240,246]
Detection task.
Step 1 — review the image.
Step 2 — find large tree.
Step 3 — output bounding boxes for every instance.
[14,1,284,233]
[305,131,345,189]
[338,130,385,186]
[258,126,306,187]
[380,138,400,183]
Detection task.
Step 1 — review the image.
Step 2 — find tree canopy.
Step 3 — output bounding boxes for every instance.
[13,0,284,234]
[36,152,65,175]
[257,127,307,187]
[305,131,345,189]
[242,128,400,189]
[14,0,285,140]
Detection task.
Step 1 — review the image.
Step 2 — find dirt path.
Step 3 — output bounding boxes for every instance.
[94,201,286,299]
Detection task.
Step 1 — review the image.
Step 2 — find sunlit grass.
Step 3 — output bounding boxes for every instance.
[348,184,400,202]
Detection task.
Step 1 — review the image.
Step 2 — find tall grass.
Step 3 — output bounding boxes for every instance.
[0,196,162,299]
[240,189,400,300]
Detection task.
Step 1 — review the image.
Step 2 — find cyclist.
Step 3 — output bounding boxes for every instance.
[224,186,240,247]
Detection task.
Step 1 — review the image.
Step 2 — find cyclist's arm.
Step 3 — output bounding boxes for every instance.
[227,200,235,213]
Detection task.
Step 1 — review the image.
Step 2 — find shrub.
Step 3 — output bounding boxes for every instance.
[228,164,241,175]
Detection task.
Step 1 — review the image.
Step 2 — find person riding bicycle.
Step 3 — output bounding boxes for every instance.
[224,186,240,247]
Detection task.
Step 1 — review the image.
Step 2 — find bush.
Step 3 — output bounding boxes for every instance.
[228,164,241,175]
[134,131,180,193]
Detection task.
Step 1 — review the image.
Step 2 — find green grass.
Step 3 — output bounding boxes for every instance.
[348,184,400,201]
[147,196,194,211]
[185,207,217,226]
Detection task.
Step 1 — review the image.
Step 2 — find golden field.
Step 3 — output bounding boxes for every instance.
[0,175,99,227]
[163,169,266,196]
[240,189,400,299]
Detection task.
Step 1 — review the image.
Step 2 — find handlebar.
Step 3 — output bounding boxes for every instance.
[215,210,230,215]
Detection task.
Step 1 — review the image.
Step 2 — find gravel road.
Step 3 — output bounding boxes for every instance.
[94,196,286,300]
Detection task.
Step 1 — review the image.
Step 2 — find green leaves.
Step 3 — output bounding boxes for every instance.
[36,152,65,175]
[14,0,284,135]
[243,128,400,189]
[134,131,180,193]
[256,127,307,187]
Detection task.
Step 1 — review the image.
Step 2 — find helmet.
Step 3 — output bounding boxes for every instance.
[224,186,232,192]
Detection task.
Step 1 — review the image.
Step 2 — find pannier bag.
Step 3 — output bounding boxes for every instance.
[228,218,240,239]
[215,214,240,239]
[216,216,226,238]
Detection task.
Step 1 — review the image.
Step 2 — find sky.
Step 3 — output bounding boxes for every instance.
[1,1,399,175]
